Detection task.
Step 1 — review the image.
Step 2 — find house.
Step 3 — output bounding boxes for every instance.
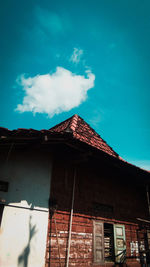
[0,114,150,267]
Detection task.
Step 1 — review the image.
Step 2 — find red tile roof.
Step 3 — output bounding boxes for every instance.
[0,115,149,173]
[50,114,119,158]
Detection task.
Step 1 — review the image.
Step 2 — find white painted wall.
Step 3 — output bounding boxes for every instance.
[0,146,52,267]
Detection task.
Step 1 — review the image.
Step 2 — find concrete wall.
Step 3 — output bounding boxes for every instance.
[0,145,52,267]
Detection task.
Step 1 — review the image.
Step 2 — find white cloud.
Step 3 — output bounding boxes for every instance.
[70,48,83,64]
[16,67,95,117]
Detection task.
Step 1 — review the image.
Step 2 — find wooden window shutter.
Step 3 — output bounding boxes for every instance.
[113,224,126,263]
[147,230,150,250]
[93,221,104,263]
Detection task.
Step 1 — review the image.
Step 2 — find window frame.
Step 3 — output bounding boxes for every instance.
[93,220,126,265]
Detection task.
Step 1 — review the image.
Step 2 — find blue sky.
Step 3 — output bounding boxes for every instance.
[0,0,150,170]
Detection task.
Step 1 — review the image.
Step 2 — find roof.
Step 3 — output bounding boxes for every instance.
[0,115,149,174]
[49,114,119,158]
[0,114,118,158]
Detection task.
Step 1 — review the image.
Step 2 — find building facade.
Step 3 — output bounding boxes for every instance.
[0,114,150,267]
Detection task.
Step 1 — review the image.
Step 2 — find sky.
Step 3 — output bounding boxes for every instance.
[0,0,150,170]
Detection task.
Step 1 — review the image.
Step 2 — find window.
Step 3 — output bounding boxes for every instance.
[93,221,126,264]
[104,223,115,262]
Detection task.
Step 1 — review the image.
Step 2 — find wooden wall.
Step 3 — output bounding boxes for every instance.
[45,155,149,267]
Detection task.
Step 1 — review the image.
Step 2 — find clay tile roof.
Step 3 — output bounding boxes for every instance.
[50,114,119,158]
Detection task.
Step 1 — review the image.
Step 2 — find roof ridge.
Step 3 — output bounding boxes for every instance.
[49,114,80,133]
[49,115,74,131]
[74,115,119,157]
[49,114,118,158]
[69,114,79,132]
